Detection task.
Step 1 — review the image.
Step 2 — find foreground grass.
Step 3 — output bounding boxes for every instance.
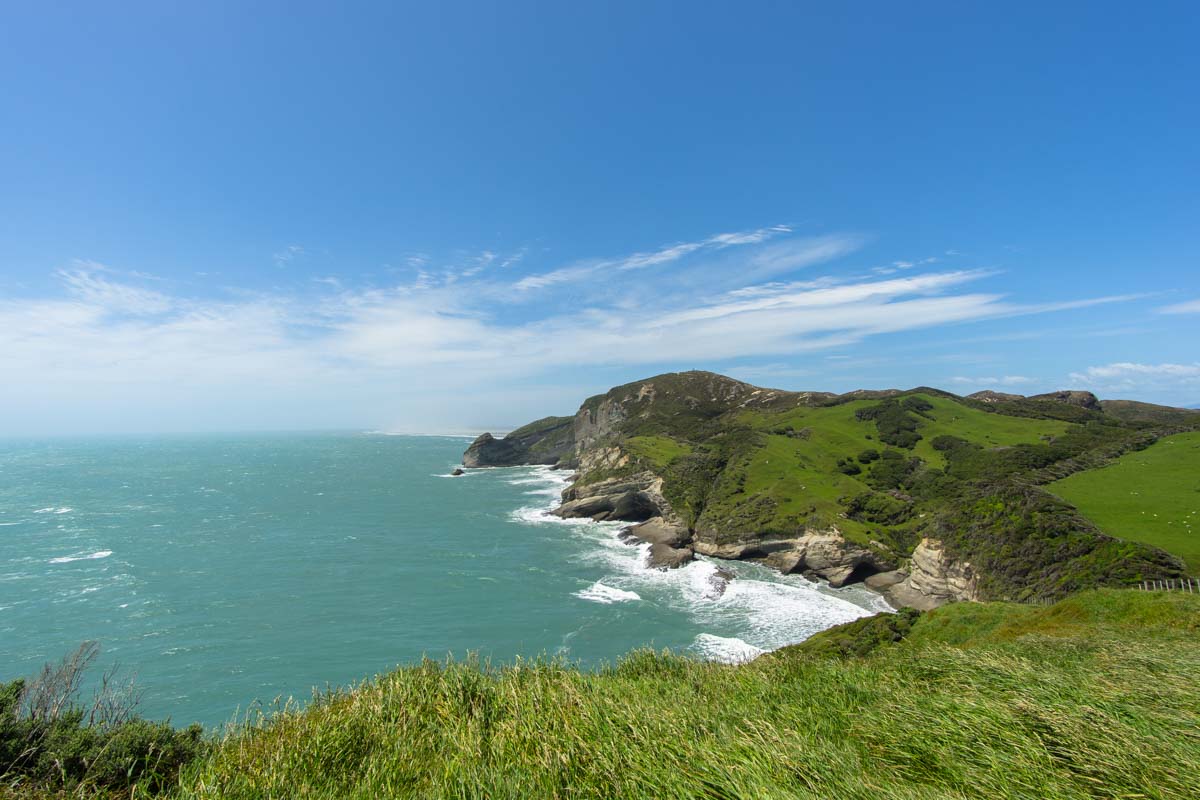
[1050,431,1200,572]
[173,590,1200,799]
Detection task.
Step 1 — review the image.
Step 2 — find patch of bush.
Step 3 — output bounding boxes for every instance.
[856,397,931,449]
[927,483,1188,602]
[844,491,914,525]
[929,434,975,453]
[865,449,922,490]
[835,457,861,475]
[1,643,206,795]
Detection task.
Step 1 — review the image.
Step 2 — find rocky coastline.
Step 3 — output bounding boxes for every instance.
[460,370,1192,611]
[463,430,971,611]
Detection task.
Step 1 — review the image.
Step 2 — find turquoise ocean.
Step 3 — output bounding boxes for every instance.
[0,433,890,727]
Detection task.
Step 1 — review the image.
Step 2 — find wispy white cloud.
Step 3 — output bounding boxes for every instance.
[1071,362,1200,381]
[0,229,1162,431]
[1159,298,1200,314]
[512,225,813,292]
[1067,362,1200,402]
[58,265,174,315]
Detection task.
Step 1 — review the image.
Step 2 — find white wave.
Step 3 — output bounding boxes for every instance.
[692,634,766,664]
[34,507,73,514]
[0,522,22,526]
[499,459,887,654]
[574,581,641,604]
[510,504,614,531]
[48,550,112,564]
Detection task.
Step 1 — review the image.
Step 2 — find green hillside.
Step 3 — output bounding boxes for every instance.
[703,392,1072,542]
[554,373,1195,600]
[160,590,1198,799]
[1050,431,1200,572]
[607,387,1072,545]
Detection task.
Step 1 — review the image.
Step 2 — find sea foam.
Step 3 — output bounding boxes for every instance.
[507,463,888,658]
[691,633,766,664]
[48,550,112,564]
[574,581,641,604]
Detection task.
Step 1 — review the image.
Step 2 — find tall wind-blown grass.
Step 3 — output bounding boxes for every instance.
[174,590,1200,799]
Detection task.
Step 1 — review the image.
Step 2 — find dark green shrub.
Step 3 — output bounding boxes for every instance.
[1,646,208,794]
[856,398,926,449]
[866,450,922,490]
[844,491,913,525]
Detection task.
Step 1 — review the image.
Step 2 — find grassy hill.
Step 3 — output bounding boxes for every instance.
[158,590,1198,799]
[1049,431,1200,572]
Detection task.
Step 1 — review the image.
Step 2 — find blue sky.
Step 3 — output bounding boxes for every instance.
[1,1,1198,434]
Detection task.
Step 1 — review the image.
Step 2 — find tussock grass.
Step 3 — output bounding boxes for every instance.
[173,590,1200,799]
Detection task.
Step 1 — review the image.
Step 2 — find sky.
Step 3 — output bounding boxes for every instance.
[1,1,1198,435]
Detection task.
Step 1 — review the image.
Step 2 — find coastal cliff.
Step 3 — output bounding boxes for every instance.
[463,371,1193,608]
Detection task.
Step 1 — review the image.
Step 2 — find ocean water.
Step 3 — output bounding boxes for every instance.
[0,432,891,727]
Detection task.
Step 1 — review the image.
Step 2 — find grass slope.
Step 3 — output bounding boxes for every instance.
[693,392,1069,544]
[1049,431,1200,572]
[170,590,1200,800]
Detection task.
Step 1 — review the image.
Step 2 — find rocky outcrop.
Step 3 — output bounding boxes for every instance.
[623,517,691,548]
[646,543,695,569]
[555,472,676,523]
[1028,390,1101,410]
[863,570,906,591]
[618,517,696,570]
[882,538,980,611]
[967,390,1025,404]
[733,530,894,588]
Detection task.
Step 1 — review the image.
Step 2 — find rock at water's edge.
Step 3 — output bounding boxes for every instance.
[624,517,691,548]
[646,542,695,570]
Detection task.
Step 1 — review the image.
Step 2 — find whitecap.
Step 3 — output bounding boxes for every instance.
[34,507,73,514]
[691,633,766,664]
[48,550,112,564]
[574,581,641,604]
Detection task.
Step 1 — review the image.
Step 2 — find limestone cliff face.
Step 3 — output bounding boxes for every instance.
[882,538,981,611]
